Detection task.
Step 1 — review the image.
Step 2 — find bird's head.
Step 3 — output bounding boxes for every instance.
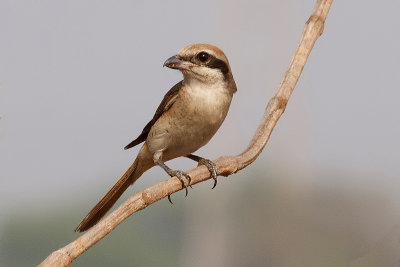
[164,43,237,93]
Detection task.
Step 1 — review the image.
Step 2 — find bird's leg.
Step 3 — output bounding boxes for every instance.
[153,152,191,204]
[186,154,218,189]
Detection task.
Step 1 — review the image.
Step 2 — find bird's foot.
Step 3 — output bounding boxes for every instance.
[186,154,219,189]
[165,169,191,204]
[197,158,218,189]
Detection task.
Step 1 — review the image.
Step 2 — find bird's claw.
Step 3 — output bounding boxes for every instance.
[174,170,191,196]
[198,158,218,189]
[166,169,191,204]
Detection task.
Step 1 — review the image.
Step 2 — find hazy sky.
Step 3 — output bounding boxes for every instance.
[1,0,400,257]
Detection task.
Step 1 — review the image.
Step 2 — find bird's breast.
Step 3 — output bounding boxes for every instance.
[148,83,232,160]
[180,83,232,124]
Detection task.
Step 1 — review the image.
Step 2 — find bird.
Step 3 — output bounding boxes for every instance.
[75,43,237,232]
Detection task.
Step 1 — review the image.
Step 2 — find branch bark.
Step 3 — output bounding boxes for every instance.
[39,1,333,266]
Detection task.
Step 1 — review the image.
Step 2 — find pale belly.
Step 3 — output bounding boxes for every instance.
[146,86,232,161]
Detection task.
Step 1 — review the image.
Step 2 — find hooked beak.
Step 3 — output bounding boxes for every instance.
[163,55,192,71]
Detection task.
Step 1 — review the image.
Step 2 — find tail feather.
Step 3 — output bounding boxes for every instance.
[75,158,141,232]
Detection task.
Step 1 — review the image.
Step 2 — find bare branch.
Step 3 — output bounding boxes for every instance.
[39,1,333,266]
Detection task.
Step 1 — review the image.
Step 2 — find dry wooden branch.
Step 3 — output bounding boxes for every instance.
[39,1,333,266]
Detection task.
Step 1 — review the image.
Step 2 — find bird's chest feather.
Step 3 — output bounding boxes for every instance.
[147,82,232,158]
[178,84,231,126]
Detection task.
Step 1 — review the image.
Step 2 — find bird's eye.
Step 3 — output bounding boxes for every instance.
[197,52,210,63]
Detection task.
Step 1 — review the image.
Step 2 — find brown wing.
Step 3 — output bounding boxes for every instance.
[124,81,183,150]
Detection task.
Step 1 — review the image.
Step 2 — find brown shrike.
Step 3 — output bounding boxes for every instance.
[75,44,237,232]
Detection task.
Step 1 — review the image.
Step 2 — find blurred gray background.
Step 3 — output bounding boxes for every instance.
[1,0,400,266]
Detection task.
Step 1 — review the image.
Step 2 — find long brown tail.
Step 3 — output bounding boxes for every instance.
[75,156,147,232]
